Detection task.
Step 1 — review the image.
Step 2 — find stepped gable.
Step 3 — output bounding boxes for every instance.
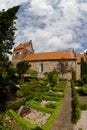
[24,50,76,61]
[14,40,33,51]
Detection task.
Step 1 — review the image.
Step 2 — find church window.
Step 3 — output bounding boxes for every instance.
[39,63,43,72]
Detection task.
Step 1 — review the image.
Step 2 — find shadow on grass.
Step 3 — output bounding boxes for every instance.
[32,127,43,130]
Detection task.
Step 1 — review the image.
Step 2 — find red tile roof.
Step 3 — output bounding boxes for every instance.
[14,40,32,51]
[76,54,85,63]
[24,51,76,61]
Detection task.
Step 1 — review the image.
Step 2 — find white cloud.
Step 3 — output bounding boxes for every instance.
[0,0,87,54]
[0,0,27,11]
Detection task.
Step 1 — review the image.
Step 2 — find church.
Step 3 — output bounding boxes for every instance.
[12,40,86,80]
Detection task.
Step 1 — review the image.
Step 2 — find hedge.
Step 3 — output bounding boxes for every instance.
[43,96,61,101]
[26,100,53,114]
[71,81,81,124]
[80,104,87,110]
[42,99,63,130]
[8,109,36,130]
[6,98,26,110]
[42,83,68,130]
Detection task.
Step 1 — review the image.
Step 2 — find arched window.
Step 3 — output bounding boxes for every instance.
[39,63,43,72]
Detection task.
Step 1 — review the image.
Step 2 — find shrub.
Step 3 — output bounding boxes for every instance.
[43,99,63,130]
[26,100,53,114]
[71,80,81,124]
[46,71,58,85]
[77,84,87,96]
[20,82,30,97]
[7,99,25,110]
[8,109,36,130]
[45,102,57,109]
[27,69,37,78]
[80,104,87,110]
[43,96,60,101]
[16,90,23,98]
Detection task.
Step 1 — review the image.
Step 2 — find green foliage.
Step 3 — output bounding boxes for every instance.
[47,92,64,98]
[77,84,87,96]
[81,57,87,77]
[8,109,36,130]
[20,82,30,97]
[16,90,23,98]
[27,69,37,78]
[82,75,87,84]
[0,6,19,104]
[26,100,53,114]
[43,96,60,101]
[29,79,38,88]
[42,99,63,130]
[72,70,76,81]
[71,81,81,124]
[7,99,25,110]
[45,71,58,85]
[0,6,19,55]
[16,61,30,81]
[80,104,87,110]
[45,102,57,109]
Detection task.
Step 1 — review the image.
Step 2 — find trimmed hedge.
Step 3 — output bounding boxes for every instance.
[80,104,87,110]
[43,96,61,101]
[42,99,63,130]
[6,98,26,110]
[26,100,53,114]
[71,81,81,124]
[42,83,68,130]
[8,109,36,130]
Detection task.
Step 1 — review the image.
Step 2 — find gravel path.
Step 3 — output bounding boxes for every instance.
[51,85,74,130]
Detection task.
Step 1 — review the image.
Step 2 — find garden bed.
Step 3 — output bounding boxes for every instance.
[23,109,51,127]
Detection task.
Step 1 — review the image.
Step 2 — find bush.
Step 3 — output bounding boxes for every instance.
[43,99,63,130]
[26,100,53,114]
[43,96,60,101]
[27,69,37,78]
[46,71,58,85]
[45,102,57,109]
[71,81,81,124]
[20,82,30,97]
[16,90,23,98]
[8,109,36,130]
[77,84,87,96]
[80,104,87,110]
[7,99,25,110]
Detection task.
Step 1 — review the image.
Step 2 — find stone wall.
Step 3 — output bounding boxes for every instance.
[29,59,76,80]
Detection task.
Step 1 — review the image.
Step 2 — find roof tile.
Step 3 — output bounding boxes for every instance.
[24,51,76,61]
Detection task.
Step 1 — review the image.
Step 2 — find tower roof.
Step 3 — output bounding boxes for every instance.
[14,40,32,51]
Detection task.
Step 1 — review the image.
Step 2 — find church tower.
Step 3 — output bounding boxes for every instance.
[12,40,34,66]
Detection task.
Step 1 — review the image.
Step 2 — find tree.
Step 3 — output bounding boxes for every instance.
[0,6,19,55]
[16,61,30,81]
[27,69,37,79]
[81,57,87,77]
[0,6,19,103]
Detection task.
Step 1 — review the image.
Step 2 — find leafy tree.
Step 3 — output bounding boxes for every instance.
[16,61,30,81]
[0,6,19,55]
[72,70,76,81]
[46,71,58,85]
[81,57,87,77]
[27,69,37,78]
[0,6,19,103]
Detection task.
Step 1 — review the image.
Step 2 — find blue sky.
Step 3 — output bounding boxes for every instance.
[0,0,87,53]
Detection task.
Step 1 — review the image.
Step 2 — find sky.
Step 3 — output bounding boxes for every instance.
[0,0,87,54]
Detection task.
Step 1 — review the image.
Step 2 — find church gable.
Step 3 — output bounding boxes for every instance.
[12,40,34,66]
